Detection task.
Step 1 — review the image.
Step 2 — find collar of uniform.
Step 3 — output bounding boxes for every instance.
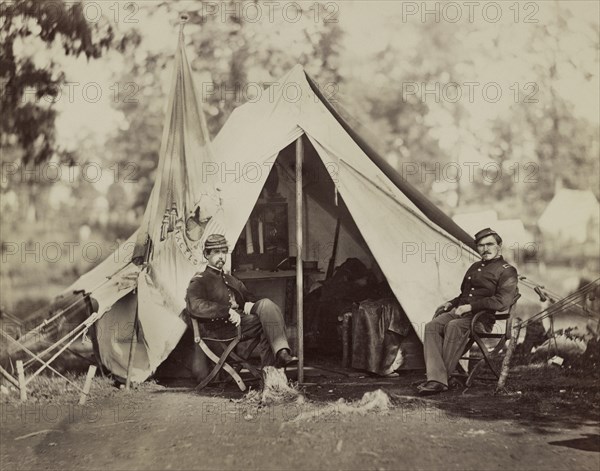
[206,265,224,276]
[481,255,504,266]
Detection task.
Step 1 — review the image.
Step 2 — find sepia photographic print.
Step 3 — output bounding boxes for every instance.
[1,1,599,470]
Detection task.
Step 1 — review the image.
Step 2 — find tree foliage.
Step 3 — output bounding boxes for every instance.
[0,0,116,164]
[104,0,345,213]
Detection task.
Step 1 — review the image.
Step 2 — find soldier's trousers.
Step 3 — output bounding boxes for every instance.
[423,309,492,386]
[243,298,290,366]
[204,298,290,367]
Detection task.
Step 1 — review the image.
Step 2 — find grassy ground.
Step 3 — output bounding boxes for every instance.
[0,372,165,405]
[2,359,598,471]
[2,357,599,412]
[502,364,600,414]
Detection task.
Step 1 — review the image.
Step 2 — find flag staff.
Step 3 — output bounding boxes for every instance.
[126,13,190,390]
[295,137,304,383]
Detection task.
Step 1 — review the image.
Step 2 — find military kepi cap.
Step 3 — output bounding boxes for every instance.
[204,234,229,251]
[474,227,501,244]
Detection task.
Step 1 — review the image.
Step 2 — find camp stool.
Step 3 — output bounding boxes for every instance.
[191,318,261,391]
[454,293,521,388]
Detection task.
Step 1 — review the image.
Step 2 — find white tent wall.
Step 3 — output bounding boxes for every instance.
[58,64,485,381]
[60,234,191,382]
[209,65,478,341]
[93,291,150,381]
[209,70,305,248]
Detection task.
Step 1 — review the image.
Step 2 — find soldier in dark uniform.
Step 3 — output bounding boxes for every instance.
[185,234,297,368]
[418,228,518,395]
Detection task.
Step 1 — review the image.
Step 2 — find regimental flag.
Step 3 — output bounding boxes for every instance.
[134,18,222,265]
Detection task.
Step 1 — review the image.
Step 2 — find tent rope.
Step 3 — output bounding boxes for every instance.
[516,277,600,329]
[5,263,135,366]
[0,330,85,393]
[15,262,132,344]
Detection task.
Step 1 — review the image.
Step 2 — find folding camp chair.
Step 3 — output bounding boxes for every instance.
[456,293,521,387]
[190,318,261,391]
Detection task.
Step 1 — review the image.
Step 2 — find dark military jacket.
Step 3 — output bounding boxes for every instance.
[185,265,257,328]
[449,256,518,315]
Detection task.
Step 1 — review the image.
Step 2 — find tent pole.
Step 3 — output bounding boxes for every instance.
[295,136,304,384]
[125,291,139,390]
[125,237,152,390]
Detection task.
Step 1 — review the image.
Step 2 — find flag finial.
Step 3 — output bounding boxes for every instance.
[179,13,189,36]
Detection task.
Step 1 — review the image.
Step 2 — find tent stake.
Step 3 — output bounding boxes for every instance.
[295,137,304,384]
[79,365,97,405]
[16,360,26,402]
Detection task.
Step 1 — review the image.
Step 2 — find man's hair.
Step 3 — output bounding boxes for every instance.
[474,227,502,245]
[203,247,227,255]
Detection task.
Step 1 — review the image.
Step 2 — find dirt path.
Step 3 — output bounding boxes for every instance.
[2,380,599,471]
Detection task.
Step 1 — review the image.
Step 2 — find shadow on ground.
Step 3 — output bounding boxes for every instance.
[156,357,600,435]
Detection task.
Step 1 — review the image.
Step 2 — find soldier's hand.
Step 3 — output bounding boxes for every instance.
[455,304,472,316]
[228,309,241,326]
[243,302,254,315]
[434,302,452,317]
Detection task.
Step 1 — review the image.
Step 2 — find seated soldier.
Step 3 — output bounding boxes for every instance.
[418,228,518,395]
[185,234,297,368]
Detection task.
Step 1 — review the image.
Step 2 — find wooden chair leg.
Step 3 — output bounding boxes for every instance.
[480,335,506,377]
[217,363,247,391]
[229,351,261,379]
[191,318,248,391]
[196,361,246,391]
[465,295,520,389]
[190,318,266,391]
[466,334,507,387]
[195,338,247,392]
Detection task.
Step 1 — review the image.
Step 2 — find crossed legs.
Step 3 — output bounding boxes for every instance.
[423,310,473,386]
[241,298,290,367]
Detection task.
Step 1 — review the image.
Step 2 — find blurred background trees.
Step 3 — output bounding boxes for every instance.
[1,0,115,164]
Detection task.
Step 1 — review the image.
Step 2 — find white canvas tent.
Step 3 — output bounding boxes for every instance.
[60,32,487,383]
[538,189,600,246]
